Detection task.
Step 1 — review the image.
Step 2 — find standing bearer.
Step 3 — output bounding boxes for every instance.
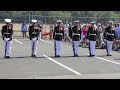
[37,21,42,40]
[96,23,103,48]
[71,20,81,57]
[114,23,120,51]
[1,19,13,59]
[53,20,64,57]
[21,21,27,38]
[29,19,39,58]
[87,21,98,57]
[49,24,54,40]
[103,21,115,56]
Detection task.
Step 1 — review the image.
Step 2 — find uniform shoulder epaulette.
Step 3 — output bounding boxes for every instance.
[55,26,59,28]
[72,26,75,28]
[2,25,6,28]
[29,25,33,28]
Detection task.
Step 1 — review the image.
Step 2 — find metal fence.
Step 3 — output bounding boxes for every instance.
[0,14,120,39]
[0,14,120,24]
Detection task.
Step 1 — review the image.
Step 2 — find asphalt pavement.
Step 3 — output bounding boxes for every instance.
[0,38,120,79]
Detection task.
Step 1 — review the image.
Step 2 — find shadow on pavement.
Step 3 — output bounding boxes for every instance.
[11,56,46,59]
[96,55,107,57]
[0,56,46,59]
[50,55,90,58]
[114,58,120,60]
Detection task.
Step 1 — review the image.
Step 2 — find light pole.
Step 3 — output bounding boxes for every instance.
[28,11,33,25]
[45,11,47,33]
[44,11,47,39]
[28,11,30,25]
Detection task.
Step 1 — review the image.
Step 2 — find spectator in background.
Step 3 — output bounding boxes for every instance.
[49,24,54,40]
[37,21,42,40]
[64,21,69,28]
[64,26,70,42]
[68,23,73,41]
[80,24,88,47]
[96,23,104,48]
[21,21,27,38]
[103,21,115,56]
[114,23,120,51]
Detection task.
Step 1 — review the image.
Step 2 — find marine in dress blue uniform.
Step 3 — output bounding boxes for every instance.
[1,19,13,59]
[71,20,81,57]
[87,21,98,57]
[103,21,115,56]
[53,20,64,57]
[28,19,39,58]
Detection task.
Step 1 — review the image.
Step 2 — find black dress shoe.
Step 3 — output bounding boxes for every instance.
[55,55,60,57]
[76,54,78,57]
[7,56,10,59]
[74,54,78,57]
[90,55,95,57]
[33,55,37,58]
[5,56,10,59]
[89,55,92,57]
[107,54,112,56]
[57,55,60,57]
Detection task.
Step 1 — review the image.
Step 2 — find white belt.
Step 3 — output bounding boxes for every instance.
[73,33,80,36]
[4,38,10,41]
[90,34,96,35]
[56,33,62,35]
[4,33,10,34]
[32,37,37,41]
[107,33,114,35]
[32,32,37,34]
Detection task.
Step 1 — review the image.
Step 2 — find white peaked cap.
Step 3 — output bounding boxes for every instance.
[90,21,96,24]
[31,19,37,23]
[109,21,114,23]
[74,20,79,23]
[57,20,62,23]
[98,23,101,25]
[5,19,11,23]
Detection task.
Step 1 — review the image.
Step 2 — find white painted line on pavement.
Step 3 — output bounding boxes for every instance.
[13,39,23,44]
[40,39,54,44]
[43,55,82,75]
[96,57,120,65]
[87,54,120,65]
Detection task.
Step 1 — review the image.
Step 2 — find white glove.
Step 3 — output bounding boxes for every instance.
[32,37,37,41]
[4,38,10,41]
[34,27,37,29]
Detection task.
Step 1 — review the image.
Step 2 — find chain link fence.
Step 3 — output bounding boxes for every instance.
[0,13,120,23]
[0,14,120,39]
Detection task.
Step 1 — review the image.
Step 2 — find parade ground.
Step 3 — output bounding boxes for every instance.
[0,38,120,79]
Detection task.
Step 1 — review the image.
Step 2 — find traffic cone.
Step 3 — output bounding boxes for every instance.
[44,32,46,40]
